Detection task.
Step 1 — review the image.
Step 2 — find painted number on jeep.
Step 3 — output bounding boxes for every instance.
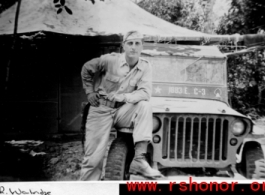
[168,86,206,96]
[194,88,206,96]
[152,83,228,102]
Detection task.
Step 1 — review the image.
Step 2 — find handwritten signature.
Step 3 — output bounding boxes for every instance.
[0,186,51,195]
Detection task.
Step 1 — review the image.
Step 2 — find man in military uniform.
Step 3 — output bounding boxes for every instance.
[79,31,162,180]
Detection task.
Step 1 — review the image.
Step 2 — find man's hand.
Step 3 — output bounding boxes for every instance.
[107,93,126,102]
[87,92,100,107]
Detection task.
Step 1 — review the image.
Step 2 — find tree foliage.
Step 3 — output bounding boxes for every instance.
[217,0,265,34]
[225,50,265,118]
[217,0,265,118]
[138,0,215,33]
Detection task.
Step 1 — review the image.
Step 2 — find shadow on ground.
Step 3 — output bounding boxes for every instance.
[0,133,115,181]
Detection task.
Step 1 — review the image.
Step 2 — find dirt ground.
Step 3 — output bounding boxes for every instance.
[0,132,116,181]
[0,118,264,182]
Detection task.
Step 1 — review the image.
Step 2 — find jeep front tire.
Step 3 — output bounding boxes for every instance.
[245,146,265,179]
[104,136,133,180]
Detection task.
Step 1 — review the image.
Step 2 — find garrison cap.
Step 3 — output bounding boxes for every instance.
[123,31,144,42]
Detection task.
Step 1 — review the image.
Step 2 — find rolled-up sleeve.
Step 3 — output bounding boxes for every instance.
[81,55,106,95]
[125,62,152,103]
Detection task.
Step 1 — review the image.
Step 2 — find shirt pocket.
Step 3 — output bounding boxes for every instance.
[129,79,137,86]
[127,79,138,91]
[104,73,120,92]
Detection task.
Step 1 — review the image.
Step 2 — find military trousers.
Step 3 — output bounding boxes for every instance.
[79,101,153,181]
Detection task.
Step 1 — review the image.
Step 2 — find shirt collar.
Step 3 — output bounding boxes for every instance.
[119,53,144,71]
[120,53,127,67]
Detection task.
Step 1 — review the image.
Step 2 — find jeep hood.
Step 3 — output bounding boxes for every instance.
[150,97,247,118]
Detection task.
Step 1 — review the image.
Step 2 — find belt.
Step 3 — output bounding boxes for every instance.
[98,98,124,109]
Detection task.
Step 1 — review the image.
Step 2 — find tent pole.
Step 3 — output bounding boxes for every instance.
[5,0,22,91]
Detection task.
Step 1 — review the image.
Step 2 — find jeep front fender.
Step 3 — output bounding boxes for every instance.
[236,134,265,163]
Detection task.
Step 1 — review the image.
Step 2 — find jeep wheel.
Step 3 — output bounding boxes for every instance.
[245,146,265,179]
[104,136,133,180]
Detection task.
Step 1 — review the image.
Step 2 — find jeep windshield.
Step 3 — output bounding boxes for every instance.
[141,44,228,103]
[145,55,225,85]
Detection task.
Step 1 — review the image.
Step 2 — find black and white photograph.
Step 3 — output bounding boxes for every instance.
[0,0,265,189]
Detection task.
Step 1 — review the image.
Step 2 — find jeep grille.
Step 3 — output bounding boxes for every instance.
[161,115,229,162]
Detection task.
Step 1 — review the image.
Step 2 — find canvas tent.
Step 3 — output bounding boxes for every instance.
[0,0,214,138]
[1,0,264,45]
[0,0,264,138]
[0,0,208,37]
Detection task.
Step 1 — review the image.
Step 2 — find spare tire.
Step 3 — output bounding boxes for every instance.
[104,136,133,180]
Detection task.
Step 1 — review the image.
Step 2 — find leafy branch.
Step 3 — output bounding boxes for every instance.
[53,0,105,14]
[53,0,73,15]
[87,0,105,4]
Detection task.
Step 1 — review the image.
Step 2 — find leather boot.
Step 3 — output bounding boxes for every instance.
[129,141,162,178]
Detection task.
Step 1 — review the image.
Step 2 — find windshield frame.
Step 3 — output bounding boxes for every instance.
[142,54,227,87]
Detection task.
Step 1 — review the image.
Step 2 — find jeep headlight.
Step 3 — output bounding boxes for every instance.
[153,116,161,133]
[232,120,245,136]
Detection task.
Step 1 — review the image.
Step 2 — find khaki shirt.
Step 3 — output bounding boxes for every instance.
[81,53,152,103]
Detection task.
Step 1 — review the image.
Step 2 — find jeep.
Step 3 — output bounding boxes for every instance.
[82,43,265,180]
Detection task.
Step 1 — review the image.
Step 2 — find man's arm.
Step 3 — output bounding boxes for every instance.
[81,55,106,106]
[81,55,106,95]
